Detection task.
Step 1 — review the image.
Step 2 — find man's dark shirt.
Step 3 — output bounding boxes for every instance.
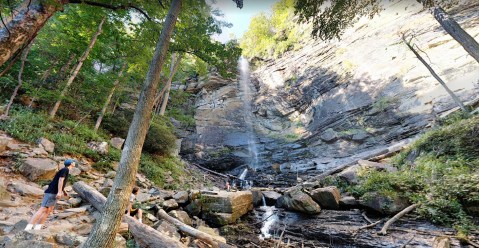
[45,167,69,194]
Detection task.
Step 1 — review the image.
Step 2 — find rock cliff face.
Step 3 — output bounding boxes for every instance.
[182,1,479,174]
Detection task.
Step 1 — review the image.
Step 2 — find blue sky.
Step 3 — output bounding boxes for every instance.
[211,0,278,42]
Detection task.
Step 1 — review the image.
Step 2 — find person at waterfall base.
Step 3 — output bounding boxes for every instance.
[225,180,231,191]
[25,159,76,231]
[126,186,143,223]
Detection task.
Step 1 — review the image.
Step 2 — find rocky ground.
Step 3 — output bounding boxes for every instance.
[1,131,478,248]
[0,131,245,247]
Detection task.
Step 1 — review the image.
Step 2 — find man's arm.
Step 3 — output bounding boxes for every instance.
[57,177,65,199]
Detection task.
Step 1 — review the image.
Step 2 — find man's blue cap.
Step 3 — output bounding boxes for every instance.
[64,159,77,166]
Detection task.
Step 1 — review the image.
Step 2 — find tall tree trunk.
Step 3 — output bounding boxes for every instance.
[49,17,105,119]
[1,39,33,117]
[0,0,64,67]
[402,35,467,112]
[433,6,479,64]
[58,53,77,80]
[83,0,182,247]
[29,61,57,107]
[94,63,127,132]
[159,53,182,116]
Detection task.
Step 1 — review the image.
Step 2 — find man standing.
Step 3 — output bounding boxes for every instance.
[25,159,76,230]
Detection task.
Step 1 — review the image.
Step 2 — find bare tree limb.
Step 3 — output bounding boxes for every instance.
[379,203,419,235]
[68,0,152,21]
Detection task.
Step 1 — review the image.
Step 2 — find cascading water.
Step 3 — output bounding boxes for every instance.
[259,198,278,239]
[238,57,259,169]
[239,168,248,180]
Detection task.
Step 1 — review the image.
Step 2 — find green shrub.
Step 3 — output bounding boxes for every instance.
[143,118,177,156]
[139,154,184,189]
[103,110,177,155]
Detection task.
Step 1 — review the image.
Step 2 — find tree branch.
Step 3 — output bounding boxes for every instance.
[68,0,151,21]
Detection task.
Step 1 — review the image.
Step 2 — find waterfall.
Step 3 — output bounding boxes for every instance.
[238,57,259,169]
[239,168,248,180]
[260,205,278,240]
[262,195,267,207]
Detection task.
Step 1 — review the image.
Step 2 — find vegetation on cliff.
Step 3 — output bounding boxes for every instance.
[325,112,479,235]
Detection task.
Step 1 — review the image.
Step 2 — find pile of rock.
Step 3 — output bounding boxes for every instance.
[247,159,409,216]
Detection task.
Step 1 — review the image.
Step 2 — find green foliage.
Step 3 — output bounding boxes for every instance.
[240,0,306,59]
[144,117,177,156]
[371,96,399,112]
[103,111,177,156]
[0,108,108,159]
[165,90,195,127]
[344,115,479,234]
[139,154,184,189]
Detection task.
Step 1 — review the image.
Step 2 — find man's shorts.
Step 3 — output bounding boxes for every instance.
[125,208,139,217]
[41,193,57,207]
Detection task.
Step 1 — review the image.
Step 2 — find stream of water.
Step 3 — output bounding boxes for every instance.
[238,57,259,170]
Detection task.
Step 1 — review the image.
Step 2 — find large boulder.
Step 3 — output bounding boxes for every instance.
[37,138,55,153]
[250,189,263,207]
[110,137,125,150]
[168,210,192,226]
[87,141,109,154]
[162,199,179,211]
[262,191,282,206]
[0,136,10,153]
[55,232,86,247]
[276,187,321,214]
[359,192,409,214]
[337,165,360,185]
[320,129,338,143]
[200,191,253,226]
[310,186,340,209]
[173,191,189,204]
[9,182,44,197]
[19,158,57,181]
[339,196,359,209]
[185,199,202,216]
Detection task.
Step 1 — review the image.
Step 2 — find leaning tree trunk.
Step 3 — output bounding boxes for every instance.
[49,17,105,119]
[94,63,127,132]
[433,6,479,64]
[159,53,182,115]
[1,39,34,117]
[402,35,467,112]
[0,0,65,67]
[83,0,182,247]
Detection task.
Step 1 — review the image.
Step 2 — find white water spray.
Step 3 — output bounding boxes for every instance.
[238,56,259,169]
[239,168,248,180]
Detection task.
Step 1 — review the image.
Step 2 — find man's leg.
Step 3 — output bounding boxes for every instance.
[137,209,143,223]
[37,206,54,225]
[25,207,47,230]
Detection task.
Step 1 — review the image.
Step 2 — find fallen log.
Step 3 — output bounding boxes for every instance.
[313,137,419,181]
[191,163,239,180]
[73,181,185,248]
[157,209,235,248]
[379,203,419,235]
